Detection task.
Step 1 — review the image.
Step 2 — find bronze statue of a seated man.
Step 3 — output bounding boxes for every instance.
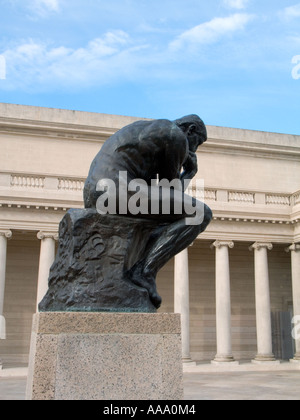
[83,115,212,308]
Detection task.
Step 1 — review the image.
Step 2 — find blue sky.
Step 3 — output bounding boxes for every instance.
[0,0,300,135]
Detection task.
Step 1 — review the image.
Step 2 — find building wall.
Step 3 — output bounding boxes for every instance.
[0,104,299,365]
[198,147,300,194]
[1,103,300,195]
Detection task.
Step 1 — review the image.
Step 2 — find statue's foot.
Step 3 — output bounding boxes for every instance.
[127,264,162,309]
[148,286,162,309]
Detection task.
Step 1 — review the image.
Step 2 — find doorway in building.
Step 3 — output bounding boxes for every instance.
[272,311,295,360]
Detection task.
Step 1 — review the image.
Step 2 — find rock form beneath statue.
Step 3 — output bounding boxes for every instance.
[39,209,160,312]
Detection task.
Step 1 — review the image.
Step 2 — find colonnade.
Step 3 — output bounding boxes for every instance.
[174,241,300,364]
[0,230,299,368]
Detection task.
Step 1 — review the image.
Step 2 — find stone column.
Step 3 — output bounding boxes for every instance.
[0,230,12,369]
[36,231,58,311]
[286,244,300,362]
[211,240,237,364]
[174,247,194,363]
[250,242,277,363]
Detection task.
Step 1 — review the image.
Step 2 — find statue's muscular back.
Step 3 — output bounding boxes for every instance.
[84,119,189,209]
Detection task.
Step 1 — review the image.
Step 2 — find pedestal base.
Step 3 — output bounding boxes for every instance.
[182,357,197,366]
[211,355,239,365]
[252,356,280,365]
[211,359,239,366]
[26,312,183,401]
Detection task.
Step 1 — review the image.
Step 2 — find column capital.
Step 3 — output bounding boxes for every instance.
[211,240,234,250]
[0,229,12,240]
[37,231,58,241]
[249,242,273,252]
[285,243,300,253]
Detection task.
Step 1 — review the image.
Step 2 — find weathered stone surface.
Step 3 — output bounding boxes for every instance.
[39,209,159,313]
[26,312,184,401]
[32,312,181,335]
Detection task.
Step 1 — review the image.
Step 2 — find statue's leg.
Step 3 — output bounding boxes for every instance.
[144,202,212,274]
[127,202,212,308]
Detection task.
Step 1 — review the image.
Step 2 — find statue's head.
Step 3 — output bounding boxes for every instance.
[174,115,207,152]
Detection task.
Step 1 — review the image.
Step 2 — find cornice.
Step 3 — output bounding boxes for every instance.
[211,215,299,225]
[0,201,299,225]
[0,117,113,143]
[0,197,81,211]
[202,138,300,161]
[1,112,300,158]
[200,230,294,244]
[0,103,145,127]
[0,193,300,225]
[0,202,297,243]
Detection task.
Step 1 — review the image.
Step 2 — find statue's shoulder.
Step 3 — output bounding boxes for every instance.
[146,118,176,130]
[117,118,183,137]
[109,119,185,151]
[138,119,184,141]
[120,118,172,132]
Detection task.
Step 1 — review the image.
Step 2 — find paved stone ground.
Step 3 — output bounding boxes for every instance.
[184,371,300,400]
[0,377,27,400]
[0,371,299,400]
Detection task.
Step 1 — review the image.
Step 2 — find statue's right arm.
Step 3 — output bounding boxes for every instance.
[180,151,198,182]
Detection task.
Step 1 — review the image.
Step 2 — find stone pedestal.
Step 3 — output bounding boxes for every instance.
[26,312,183,400]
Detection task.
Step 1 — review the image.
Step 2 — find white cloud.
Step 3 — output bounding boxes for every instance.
[29,0,60,16]
[169,13,254,51]
[38,0,59,10]
[223,0,249,9]
[282,3,300,20]
[1,30,139,90]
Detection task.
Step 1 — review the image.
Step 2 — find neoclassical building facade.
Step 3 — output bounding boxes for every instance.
[0,103,299,367]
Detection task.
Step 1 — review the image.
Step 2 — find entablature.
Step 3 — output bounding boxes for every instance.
[0,170,299,242]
